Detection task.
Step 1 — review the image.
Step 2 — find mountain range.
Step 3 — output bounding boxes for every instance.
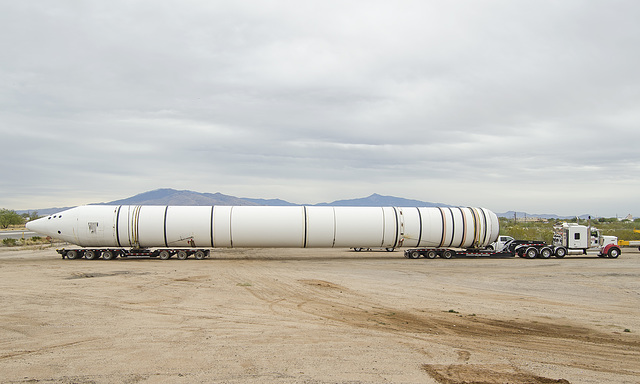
[18,188,591,219]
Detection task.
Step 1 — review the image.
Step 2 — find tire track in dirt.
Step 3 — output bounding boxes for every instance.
[241,276,640,378]
[0,339,100,360]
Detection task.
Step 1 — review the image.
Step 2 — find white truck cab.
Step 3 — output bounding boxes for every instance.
[553,222,619,255]
[489,235,515,252]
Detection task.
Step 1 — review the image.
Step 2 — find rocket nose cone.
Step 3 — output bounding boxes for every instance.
[26,216,52,236]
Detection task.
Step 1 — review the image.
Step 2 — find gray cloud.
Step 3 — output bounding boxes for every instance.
[1,0,639,216]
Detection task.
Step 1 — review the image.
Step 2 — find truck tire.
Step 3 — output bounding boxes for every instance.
[442,250,454,259]
[66,250,78,260]
[102,250,115,260]
[84,250,97,260]
[159,250,171,260]
[608,247,620,258]
[525,247,538,259]
[194,250,206,260]
[555,247,567,258]
[540,247,553,259]
[409,251,420,259]
[426,250,437,259]
[177,250,189,260]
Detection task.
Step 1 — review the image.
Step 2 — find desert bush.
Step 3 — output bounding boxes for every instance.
[2,238,18,246]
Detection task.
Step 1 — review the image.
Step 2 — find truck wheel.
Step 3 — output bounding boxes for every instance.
[177,250,189,260]
[66,250,78,260]
[84,250,97,260]
[442,250,454,259]
[525,247,538,259]
[555,247,567,258]
[159,250,171,260]
[608,247,620,258]
[409,251,420,259]
[540,247,552,259]
[194,250,206,260]
[426,250,438,259]
[102,250,115,260]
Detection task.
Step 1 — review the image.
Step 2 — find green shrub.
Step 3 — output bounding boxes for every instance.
[2,238,18,246]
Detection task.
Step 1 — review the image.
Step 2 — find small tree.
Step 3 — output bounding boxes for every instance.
[0,209,25,229]
[21,211,40,221]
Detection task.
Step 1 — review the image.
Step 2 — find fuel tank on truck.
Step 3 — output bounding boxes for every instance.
[26,205,500,250]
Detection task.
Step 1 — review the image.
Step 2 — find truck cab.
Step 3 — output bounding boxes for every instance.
[553,222,619,256]
[489,236,515,252]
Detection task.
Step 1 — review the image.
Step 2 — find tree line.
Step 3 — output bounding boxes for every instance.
[0,209,39,229]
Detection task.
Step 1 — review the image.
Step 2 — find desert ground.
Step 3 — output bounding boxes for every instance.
[1,245,639,384]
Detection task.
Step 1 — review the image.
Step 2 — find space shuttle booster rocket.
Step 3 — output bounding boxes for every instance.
[27,205,499,252]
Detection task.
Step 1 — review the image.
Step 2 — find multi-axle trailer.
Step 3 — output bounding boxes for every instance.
[403,222,622,260]
[58,247,211,260]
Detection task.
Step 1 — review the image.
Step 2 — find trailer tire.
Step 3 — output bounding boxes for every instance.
[540,247,553,259]
[426,250,438,259]
[525,247,538,259]
[84,250,97,260]
[194,250,206,260]
[442,250,454,259]
[608,247,620,258]
[159,250,171,260]
[385,248,394,252]
[66,250,78,260]
[555,247,567,258]
[409,251,420,259]
[353,248,362,252]
[177,250,189,260]
[102,250,115,260]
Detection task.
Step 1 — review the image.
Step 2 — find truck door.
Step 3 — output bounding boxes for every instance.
[569,227,587,249]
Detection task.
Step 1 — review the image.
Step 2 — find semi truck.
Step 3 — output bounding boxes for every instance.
[403,222,621,259]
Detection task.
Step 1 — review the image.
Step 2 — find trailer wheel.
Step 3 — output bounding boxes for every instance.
[426,250,438,259]
[555,247,567,258]
[66,250,78,260]
[540,247,552,259]
[194,250,206,260]
[409,251,420,259]
[385,248,394,252]
[608,247,620,258]
[159,250,171,260]
[525,247,538,259]
[177,250,189,260]
[353,248,362,252]
[442,250,454,259]
[84,250,97,260]
[102,250,115,260]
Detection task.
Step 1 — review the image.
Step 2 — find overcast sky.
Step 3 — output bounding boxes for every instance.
[1,1,639,216]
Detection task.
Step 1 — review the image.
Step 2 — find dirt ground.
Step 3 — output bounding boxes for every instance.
[1,246,639,384]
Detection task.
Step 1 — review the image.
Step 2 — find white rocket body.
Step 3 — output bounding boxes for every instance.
[27,205,499,249]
